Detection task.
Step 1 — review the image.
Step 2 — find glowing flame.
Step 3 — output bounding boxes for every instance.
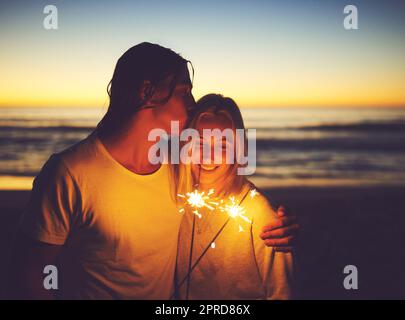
[177,189,216,218]
[220,196,252,224]
[178,188,258,226]
[250,189,258,198]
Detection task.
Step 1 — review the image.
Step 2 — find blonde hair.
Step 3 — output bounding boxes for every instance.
[169,94,248,202]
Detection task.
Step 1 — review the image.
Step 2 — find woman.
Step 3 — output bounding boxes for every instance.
[171,94,294,300]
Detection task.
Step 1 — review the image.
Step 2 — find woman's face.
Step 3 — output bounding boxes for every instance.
[191,114,235,188]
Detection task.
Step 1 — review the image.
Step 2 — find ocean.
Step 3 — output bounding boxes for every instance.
[1,107,405,189]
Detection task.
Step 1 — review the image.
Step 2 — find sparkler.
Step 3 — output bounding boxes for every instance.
[218,189,258,233]
[220,196,252,223]
[177,188,217,218]
[177,187,217,299]
[172,187,257,299]
[178,188,257,224]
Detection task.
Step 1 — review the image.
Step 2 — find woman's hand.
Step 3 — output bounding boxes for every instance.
[260,206,299,252]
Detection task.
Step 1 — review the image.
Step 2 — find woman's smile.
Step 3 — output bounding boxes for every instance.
[200,164,220,172]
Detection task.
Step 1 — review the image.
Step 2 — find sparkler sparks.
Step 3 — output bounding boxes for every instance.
[173,188,259,299]
[250,189,258,198]
[178,188,258,226]
[218,189,257,231]
[177,188,217,218]
[219,196,252,224]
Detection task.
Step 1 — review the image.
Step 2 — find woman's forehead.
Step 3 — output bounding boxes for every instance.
[196,113,232,129]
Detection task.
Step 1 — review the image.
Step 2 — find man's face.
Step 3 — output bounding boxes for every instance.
[151,66,195,132]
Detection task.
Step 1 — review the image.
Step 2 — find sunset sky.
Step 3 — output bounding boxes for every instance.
[1,0,404,108]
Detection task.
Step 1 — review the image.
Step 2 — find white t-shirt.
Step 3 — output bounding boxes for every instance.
[20,133,181,299]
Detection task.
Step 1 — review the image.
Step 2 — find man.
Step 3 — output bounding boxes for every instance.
[8,42,298,299]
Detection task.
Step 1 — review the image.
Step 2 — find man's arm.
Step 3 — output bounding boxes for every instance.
[260,206,299,252]
[7,232,63,299]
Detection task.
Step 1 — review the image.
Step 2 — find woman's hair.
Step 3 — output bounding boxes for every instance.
[170,94,248,201]
[97,42,192,133]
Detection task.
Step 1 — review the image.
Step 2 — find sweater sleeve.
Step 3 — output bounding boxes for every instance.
[251,193,294,300]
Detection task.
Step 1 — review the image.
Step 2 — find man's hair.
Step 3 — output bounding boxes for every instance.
[97,42,191,133]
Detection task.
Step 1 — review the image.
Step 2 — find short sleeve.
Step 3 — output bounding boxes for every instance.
[19,154,80,245]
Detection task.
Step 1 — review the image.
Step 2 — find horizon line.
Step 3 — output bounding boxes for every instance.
[1,104,405,109]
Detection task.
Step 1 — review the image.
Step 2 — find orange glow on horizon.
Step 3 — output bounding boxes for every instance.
[1,48,404,109]
[2,70,404,109]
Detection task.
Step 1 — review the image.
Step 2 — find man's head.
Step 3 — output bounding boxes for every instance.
[98,42,195,133]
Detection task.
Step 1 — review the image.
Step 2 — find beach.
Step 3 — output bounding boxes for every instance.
[1,106,405,299]
[1,185,404,299]
[2,0,405,303]
[2,107,405,189]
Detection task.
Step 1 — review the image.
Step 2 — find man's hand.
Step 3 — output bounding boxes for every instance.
[260,206,299,252]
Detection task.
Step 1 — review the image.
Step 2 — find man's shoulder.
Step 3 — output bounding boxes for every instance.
[53,132,101,177]
[30,135,99,196]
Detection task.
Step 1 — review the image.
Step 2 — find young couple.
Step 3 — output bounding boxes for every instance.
[9,42,298,300]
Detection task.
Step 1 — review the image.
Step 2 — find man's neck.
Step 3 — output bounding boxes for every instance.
[98,112,162,175]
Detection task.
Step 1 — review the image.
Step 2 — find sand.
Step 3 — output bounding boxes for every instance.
[1,186,404,299]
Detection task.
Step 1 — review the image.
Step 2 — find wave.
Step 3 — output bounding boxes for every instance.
[255,137,405,152]
[297,121,405,132]
[1,119,405,132]
[0,125,95,132]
